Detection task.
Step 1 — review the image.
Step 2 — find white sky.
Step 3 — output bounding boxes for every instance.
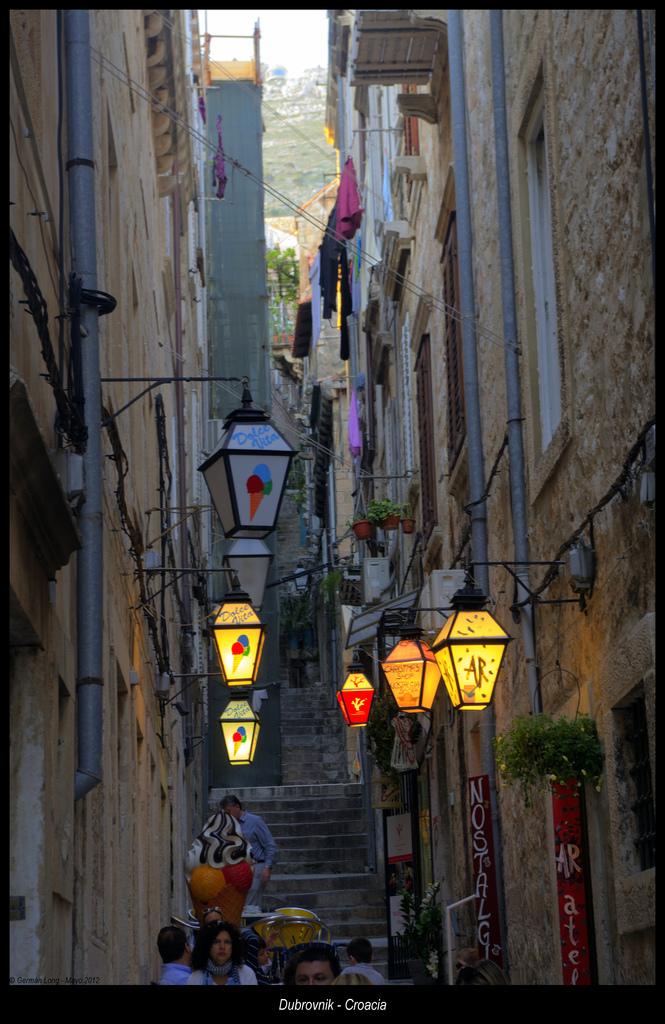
[200,9,329,77]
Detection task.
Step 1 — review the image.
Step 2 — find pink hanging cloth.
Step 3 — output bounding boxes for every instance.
[337,157,364,240]
[213,114,227,199]
[348,389,362,458]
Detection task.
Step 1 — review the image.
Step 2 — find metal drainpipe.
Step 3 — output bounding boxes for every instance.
[447,8,509,964]
[490,11,542,716]
[172,182,193,688]
[66,10,103,800]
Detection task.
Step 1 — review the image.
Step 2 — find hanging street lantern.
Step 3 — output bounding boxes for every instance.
[198,383,295,539]
[211,585,266,686]
[380,628,441,713]
[431,583,512,711]
[219,699,261,764]
[223,538,273,610]
[336,655,375,727]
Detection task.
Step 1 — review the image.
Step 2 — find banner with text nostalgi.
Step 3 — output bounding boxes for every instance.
[552,780,594,985]
[469,775,504,966]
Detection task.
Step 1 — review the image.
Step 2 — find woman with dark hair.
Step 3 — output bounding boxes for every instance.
[187,920,258,986]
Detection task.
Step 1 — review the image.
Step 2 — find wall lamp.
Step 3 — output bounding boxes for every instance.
[99,375,247,425]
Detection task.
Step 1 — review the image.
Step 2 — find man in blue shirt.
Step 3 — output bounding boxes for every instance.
[157,925,192,985]
[222,794,278,914]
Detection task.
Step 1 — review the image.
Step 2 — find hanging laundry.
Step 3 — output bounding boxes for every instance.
[337,156,364,240]
[339,242,352,361]
[382,156,394,222]
[351,230,362,316]
[348,389,362,458]
[309,253,321,349]
[292,301,312,358]
[198,94,206,124]
[213,114,227,199]
[319,204,341,320]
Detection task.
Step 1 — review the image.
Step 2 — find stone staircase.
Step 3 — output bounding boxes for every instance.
[208,681,392,977]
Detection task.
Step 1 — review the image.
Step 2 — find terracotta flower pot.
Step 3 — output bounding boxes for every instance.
[401,517,415,534]
[352,519,375,541]
[381,514,400,531]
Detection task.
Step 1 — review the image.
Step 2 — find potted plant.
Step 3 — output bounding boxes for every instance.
[366,498,403,531]
[349,514,375,541]
[366,689,399,781]
[493,713,603,807]
[400,503,416,534]
[398,882,443,984]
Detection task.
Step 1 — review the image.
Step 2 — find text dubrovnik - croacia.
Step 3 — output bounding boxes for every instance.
[278,997,389,1011]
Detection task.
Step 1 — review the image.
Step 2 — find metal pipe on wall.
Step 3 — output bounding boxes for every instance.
[66,10,104,800]
[447,7,508,965]
[490,10,542,715]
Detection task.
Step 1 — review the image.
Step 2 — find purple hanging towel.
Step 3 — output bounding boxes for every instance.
[348,389,362,458]
[198,94,207,124]
[213,114,227,199]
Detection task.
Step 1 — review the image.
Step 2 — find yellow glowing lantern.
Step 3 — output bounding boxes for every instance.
[211,586,266,686]
[431,584,512,711]
[337,657,375,727]
[219,699,261,764]
[380,629,441,713]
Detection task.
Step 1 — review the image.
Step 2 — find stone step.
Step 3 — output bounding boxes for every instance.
[277,856,370,875]
[210,782,364,802]
[213,795,366,817]
[264,887,384,911]
[271,818,368,838]
[275,832,368,851]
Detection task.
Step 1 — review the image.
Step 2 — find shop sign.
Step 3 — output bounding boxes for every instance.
[552,780,593,985]
[469,775,503,965]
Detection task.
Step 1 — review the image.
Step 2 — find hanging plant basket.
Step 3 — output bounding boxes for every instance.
[493,713,603,807]
[400,517,416,534]
[351,518,374,541]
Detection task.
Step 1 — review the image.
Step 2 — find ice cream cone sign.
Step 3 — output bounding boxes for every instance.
[230,634,250,676]
[246,463,273,521]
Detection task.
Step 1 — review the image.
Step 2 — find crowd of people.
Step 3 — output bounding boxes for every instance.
[157,793,510,987]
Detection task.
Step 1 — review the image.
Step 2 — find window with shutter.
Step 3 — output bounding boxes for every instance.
[415,334,438,541]
[402,84,420,156]
[401,315,415,473]
[442,213,465,468]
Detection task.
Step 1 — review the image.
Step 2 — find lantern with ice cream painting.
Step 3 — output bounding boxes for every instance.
[211,586,266,686]
[185,808,254,926]
[219,699,261,765]
[198,383,295,539]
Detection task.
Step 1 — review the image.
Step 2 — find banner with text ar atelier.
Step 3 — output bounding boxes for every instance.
[551,781,593,985]
[469,775,504,966]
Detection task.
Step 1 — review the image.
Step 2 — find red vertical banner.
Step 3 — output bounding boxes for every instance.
[469,775,504,966]
[551,780,593,985]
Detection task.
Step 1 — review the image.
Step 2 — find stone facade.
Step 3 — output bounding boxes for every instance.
[10,10,208,984]
[325,9,655,984]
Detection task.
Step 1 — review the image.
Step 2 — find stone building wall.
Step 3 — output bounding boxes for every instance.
[10,10,206,984]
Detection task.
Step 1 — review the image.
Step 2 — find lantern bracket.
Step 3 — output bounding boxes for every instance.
[468,560,586,612]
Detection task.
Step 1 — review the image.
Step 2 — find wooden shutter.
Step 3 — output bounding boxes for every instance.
[442,214,465,467]
[415,334,438,540]
[402,84,420,156]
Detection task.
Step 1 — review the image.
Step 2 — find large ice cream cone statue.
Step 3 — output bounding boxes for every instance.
[246,463,273,521]
[185,810,253,928]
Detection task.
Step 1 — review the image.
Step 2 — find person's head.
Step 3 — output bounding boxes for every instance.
[157,925,190,965]
[346,938,373,965]
[191,920,243,973]
[221,794,243,821]
[291,943,341,986]
[455,947,481,972]
[456,959,509,986]
[257,937,272,969]
[201,906,224,927]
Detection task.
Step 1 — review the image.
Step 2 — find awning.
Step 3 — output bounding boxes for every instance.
[350,10,442,87]
[345,589,420,648]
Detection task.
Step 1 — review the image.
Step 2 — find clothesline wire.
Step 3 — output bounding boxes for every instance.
[89,45,517,355]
